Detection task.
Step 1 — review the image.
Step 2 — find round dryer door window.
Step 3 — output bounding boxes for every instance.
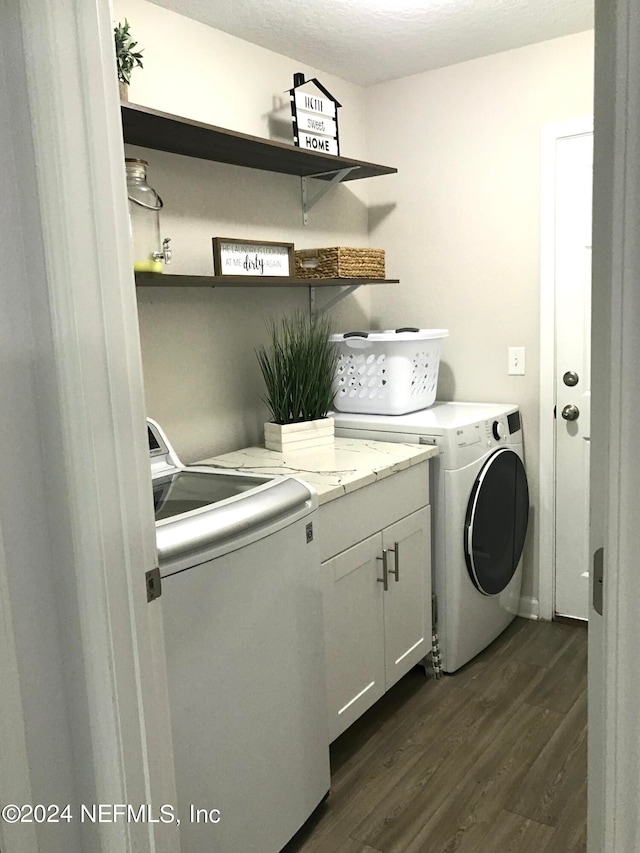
[464,448,529,596]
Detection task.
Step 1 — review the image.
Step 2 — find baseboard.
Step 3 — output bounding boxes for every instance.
[553,614,588,627]
[518,595,541,620]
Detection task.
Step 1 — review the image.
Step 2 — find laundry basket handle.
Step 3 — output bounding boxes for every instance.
[342,331,370,339]
[395,327,420,333]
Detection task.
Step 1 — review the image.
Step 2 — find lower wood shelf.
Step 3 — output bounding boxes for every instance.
[134,273,399,288]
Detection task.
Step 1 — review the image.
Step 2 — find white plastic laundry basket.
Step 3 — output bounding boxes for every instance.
[330,328,449,415]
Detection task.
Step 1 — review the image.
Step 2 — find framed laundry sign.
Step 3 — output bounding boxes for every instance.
[212,238,294,277]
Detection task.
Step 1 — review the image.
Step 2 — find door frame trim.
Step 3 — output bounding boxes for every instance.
[538,116,594,622]
[0,2,179,850]
[590,0,640,843]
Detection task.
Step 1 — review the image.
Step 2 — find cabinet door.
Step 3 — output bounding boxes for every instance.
[382,507,431,689]
[322,534,385,742]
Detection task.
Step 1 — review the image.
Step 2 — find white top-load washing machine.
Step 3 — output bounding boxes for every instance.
[148,420,330,852]
[334,402,529,673]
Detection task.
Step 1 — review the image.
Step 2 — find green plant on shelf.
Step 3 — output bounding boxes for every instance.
[256,311,338,425]
[114,19,144,86]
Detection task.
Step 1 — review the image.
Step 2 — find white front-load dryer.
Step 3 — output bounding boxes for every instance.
[334,402,529,673]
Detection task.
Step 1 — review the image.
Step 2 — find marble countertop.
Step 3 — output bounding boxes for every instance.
[199,438,439,505]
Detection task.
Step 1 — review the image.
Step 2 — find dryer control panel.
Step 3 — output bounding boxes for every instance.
[440,412,522,469]
[484,417,508,447]
[334,403,523,472]
[484,411,522,444]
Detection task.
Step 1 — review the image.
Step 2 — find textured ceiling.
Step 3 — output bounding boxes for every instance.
[149,0,593,86]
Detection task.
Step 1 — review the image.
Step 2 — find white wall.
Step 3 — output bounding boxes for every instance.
[364,31,594,607]
[115,0,376,462]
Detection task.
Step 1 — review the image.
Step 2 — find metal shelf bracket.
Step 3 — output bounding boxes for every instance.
[310,283,361,320]
[301,167,358,225]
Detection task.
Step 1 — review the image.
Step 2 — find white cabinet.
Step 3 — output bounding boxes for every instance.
[382,508,431,688]
[322,535,386,739]
[319,462,432,742]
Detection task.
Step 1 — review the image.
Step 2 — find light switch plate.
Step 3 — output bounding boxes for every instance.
[508,346,525,375]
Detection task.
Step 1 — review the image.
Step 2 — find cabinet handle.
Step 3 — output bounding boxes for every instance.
[377,549,389,591]
[388,542,400,582]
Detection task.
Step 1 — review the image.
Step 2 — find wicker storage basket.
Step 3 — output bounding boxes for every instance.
[294,247,385,279]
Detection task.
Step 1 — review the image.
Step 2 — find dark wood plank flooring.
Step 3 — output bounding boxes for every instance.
[284,617,587,853]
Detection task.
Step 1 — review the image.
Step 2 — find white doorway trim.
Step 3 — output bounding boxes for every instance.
[0,529,38,853]
[539,116,594,622]
[590,0,640,845]
[0,1,179,850]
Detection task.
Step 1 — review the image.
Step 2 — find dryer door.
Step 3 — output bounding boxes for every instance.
[464,448,529,596]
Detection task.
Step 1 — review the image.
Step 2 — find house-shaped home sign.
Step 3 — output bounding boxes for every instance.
[289,72,341,156]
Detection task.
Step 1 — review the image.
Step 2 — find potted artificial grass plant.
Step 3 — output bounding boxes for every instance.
[257,311,338,452]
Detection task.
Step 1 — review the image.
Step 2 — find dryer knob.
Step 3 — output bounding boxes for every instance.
[492,420,506,441]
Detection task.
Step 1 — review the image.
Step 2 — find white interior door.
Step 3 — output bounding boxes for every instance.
[0,3,181,851]
[554,131,593,620]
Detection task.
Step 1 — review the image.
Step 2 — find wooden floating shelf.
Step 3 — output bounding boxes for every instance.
[134,273,399,288]
[121,102,397,182]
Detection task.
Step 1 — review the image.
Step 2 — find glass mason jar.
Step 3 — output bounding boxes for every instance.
[125,158,171,273]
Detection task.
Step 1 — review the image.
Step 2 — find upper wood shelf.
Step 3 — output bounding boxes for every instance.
[134,273,399,288]
[121,102,397,181]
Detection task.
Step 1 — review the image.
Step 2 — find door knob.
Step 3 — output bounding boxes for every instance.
[561,404,580,421]
[563,371,579,387]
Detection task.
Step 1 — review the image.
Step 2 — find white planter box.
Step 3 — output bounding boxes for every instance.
[264,417,334,452]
